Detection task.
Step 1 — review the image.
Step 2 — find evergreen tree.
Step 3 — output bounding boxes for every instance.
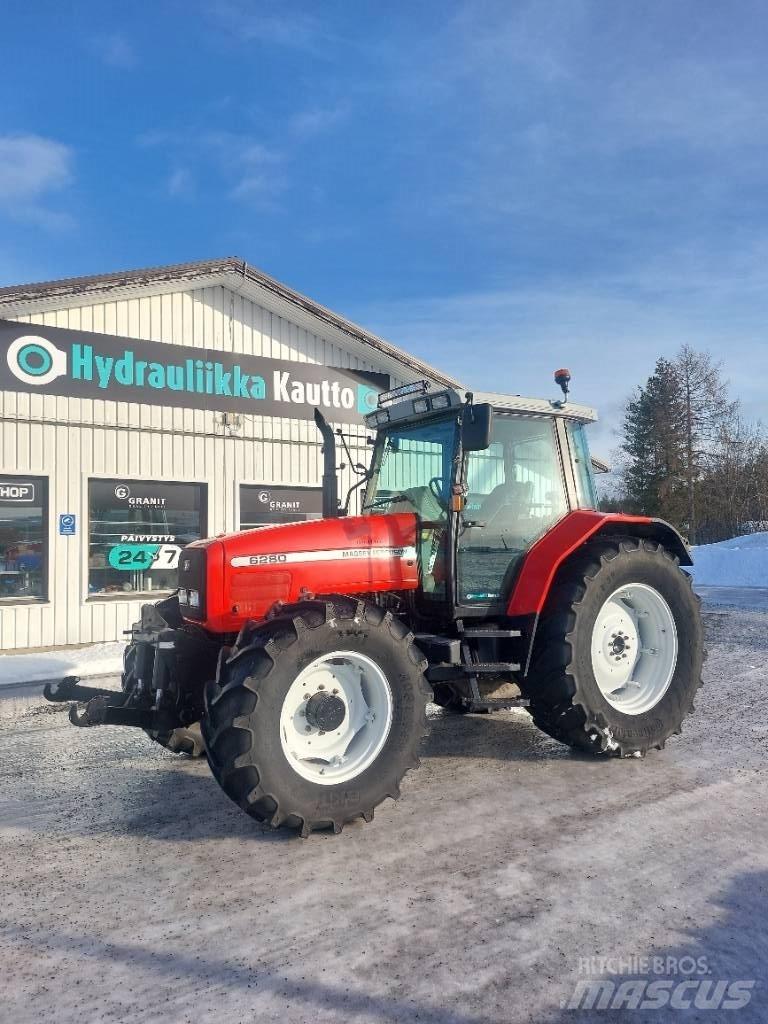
[617,347,738,542]
[619,357,685,521]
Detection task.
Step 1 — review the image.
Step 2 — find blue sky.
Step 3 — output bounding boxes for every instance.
[2,0,767,456]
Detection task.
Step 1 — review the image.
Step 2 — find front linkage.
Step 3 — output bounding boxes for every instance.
[45,595,217,739]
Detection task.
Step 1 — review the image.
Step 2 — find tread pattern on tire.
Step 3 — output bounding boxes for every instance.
[202,596,430,836]
[525,537,703,756]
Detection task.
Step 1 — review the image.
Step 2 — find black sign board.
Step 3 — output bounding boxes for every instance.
[0,319,389,424]
[240,485,323,529]
[90,479,203,514]
[0,480,36,505]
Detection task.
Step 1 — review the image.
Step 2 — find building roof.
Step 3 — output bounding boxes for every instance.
[0,257,460,389]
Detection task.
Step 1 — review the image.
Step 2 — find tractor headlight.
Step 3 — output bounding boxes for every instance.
[177,547,206,620]
[367,409,390,427]
[431,392,451,409]
[413,397,431,413]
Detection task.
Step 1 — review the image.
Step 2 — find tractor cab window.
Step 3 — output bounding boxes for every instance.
[566,421,599,509]
[459,416,567,603]
[364,415,457,598]
[364,416,456,521]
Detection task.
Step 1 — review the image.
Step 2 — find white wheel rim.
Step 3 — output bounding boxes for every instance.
[279,651,393,785]
[590,583,678,715]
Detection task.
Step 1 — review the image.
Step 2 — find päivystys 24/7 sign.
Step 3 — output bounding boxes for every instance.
[0,319,389,424]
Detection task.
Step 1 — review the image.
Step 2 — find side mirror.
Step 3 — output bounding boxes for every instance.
[461,403,493,452]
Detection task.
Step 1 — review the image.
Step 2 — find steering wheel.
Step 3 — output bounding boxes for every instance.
[428,477,448,511]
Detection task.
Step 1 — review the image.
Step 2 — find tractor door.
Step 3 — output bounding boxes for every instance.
[363,414,458,610]
[457,414,569,606]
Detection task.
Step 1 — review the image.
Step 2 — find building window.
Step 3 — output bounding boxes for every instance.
[0,476,48,601]
[88,480,206,597]
[240,485,323,529]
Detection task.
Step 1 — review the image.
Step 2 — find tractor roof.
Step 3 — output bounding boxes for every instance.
[366,382,597,429]
[473,391,597,422]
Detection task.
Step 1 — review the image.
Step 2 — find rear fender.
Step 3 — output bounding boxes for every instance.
[507,510,691,619]
[506,511,692,676]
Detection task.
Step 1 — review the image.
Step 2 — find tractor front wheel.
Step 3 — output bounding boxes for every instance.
[524,538,703,756]
[202,598,431,835]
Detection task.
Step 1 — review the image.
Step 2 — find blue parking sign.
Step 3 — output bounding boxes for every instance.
[59,513,76,536]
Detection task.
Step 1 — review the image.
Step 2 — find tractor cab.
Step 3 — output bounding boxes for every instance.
[361,381,599,619]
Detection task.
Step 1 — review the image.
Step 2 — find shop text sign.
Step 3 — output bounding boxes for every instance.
[0,319,388,424]
[0,481,35,504]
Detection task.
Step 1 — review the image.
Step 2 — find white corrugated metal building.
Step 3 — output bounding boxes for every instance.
[0,258,454,650]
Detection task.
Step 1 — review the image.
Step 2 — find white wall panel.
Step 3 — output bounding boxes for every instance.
[0,284,405,649]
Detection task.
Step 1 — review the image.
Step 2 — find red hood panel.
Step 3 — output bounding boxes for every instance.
[192,513,419,632]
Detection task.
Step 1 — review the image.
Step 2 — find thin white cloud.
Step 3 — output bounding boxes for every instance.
[229,173,284,205]
[0,134,74,229]
[0,134,73,202]
[210,1,328,53]
[140,127,285,206]
[90,32,137,69]
[167,167,195,198]
[290,103,350,140]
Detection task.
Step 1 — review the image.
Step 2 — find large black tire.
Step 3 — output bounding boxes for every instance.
[202,598,431,835]
[523,538,703,756]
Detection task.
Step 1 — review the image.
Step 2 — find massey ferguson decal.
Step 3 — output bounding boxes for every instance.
[230,546,418,568]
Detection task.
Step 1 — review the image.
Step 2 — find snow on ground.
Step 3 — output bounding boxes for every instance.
[689,530,768,588]
[0,641,124,688]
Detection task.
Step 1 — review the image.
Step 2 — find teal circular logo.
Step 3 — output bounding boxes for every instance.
[6,334,68,387]
[17,343,53,377]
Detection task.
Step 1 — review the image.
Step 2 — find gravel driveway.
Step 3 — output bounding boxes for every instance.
[2,604,767,1023]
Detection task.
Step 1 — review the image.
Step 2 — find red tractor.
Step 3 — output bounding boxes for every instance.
[46,375,703,835]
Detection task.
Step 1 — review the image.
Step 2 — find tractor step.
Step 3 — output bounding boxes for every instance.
[426,661,521,683]
[468,661,522,674]
[461,697,530,713]
[459,627,522,638]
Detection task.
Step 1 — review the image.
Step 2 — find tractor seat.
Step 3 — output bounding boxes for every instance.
[478,480,534,532]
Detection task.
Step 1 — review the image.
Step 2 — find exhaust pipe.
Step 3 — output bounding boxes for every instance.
[313,408,340,518]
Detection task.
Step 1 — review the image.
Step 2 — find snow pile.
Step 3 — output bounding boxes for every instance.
[689,531,768,588]
[0,641,125,688]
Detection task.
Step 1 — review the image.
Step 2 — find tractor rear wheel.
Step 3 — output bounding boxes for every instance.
[202,598,431,835]
[524,538,703,756]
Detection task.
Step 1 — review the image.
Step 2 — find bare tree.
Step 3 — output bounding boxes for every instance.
[673,345,739,544]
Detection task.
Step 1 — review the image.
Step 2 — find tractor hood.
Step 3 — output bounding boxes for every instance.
[179,513,419,633]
